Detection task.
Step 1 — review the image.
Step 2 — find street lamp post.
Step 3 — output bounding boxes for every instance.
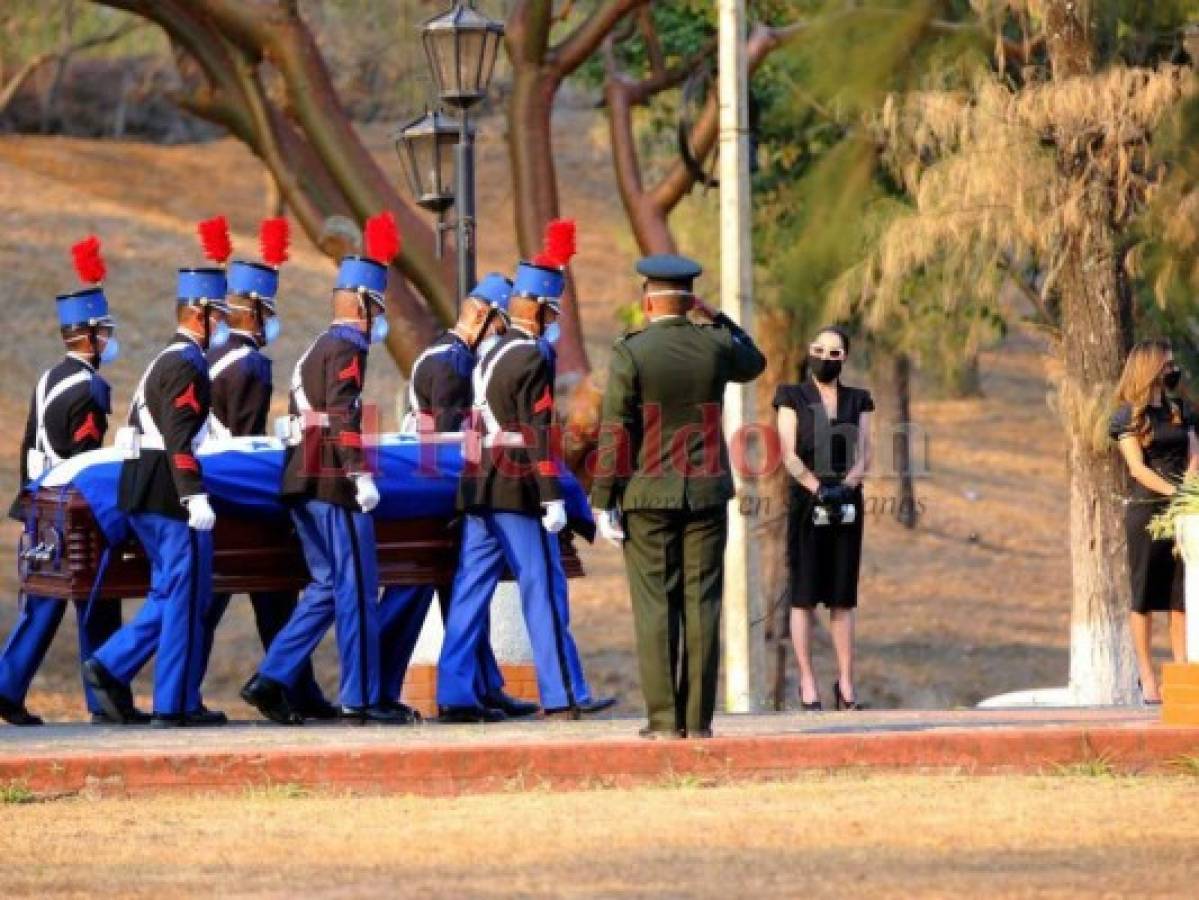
[395,0,504,308]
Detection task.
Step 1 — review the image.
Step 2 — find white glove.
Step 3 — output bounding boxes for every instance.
[182,494,216,532]
[352,473,380,513]
[541,499,567,534]
[596,509,626,547]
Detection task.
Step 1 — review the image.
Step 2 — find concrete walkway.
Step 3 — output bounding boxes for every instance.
[0,708,1194,797]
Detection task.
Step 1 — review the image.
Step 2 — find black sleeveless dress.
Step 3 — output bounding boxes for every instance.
[1110,399,1193,613]
[774,380,874,609]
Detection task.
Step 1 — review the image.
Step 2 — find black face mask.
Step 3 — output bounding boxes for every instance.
[1164,368,1183,391]
[812,358,843,384]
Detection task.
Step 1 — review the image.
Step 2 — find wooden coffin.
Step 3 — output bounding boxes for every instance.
[18,487,583,601]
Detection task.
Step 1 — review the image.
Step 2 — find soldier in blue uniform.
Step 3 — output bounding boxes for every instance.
[0,238,147,726]
[200,218,336,721]
[83,217,234,727]
[378,273,538,720]
[241,211,409,725]
[437,220,614,722]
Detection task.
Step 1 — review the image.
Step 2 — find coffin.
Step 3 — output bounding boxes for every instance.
[18,487,583,601]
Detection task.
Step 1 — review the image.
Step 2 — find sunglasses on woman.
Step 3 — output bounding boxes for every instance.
[809,344,846,360]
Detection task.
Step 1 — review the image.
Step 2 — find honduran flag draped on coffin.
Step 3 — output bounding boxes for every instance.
[27,436,595,546]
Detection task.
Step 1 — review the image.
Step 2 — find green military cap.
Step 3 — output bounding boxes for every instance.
[635,254,703,282]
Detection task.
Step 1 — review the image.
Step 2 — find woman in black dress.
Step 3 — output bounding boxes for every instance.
[774,326,874,711]
[1111,339,1197,704]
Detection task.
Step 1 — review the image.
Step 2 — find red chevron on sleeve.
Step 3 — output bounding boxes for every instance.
[73,413,101,443]
[173,453,199,472]
[173,382,201,414]
[339,431,363,448]
[537,459,558,477]
[533,387,553,414]
[338,356,362,387]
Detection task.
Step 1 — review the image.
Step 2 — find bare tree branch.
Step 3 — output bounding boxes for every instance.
[550,0,647,76]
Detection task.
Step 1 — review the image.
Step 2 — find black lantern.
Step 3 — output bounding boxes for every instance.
[421,1,505,109]
[393,108,463,215]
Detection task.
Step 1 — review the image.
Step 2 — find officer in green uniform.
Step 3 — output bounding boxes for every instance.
[590,254,766,740]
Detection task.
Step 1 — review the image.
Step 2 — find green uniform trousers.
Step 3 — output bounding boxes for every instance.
[623,506,727,734]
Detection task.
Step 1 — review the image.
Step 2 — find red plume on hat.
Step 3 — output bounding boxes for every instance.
[364,211,401,265]
[71,236,106,286]
[197,215,233,265]
[533,218,576,269]
[260,217,290,268]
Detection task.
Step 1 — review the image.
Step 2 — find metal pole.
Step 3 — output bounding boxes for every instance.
[718,0,764,714]
[454,109,476,309]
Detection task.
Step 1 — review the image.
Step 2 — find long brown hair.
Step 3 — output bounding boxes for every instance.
[1115,339,1173,445]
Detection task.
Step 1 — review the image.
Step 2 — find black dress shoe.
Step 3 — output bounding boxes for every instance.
[0,695,43,726]
[338,705,414,725]
[542,706,582,721]
[186,706,228,726]
[638,726,684,740]
[577,695,617,715]
[438,704,506,723]
[150,713,186,729]
[483,691,539,718]
[82,658,134,724]
[380,700,423,723]
[240,674,303,725]
[687,728,714,740]
[91,707,152,726]
[294,695,340,721]
[111,684,152,724]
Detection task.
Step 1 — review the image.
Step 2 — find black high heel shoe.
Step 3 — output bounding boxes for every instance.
[799,687,822,712]
[833,682,860,711]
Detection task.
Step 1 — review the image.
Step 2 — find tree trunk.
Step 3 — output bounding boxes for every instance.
[1058,222,1138,705]
[870,348,919,529]
[1045,0,1138,705]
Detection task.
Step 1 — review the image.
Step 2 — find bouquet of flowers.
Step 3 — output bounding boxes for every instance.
[1148,477,1199,540]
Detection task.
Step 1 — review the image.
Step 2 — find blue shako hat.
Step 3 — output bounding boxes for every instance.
[469,272,513,311]
[60,236,114,329]
[56,287,112,329]
[513,219,576,313]
[228,261,279,305]
[338,211,401,309]
[512,262,565,310]
[177,267,230,311]
[229,217,290,310]
[336,256,388,304]
[183,215,233,311]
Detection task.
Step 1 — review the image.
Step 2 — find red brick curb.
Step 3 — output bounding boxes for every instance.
[3,724,1197,797]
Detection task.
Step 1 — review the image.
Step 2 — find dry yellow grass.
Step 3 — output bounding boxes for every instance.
[2,774,1197,897]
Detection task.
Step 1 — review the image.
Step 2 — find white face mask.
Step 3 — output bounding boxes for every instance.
[542,322,561,345]
[263,316,282,345]
[210,319,231,349]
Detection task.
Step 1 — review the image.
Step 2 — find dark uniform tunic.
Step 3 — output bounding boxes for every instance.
[458,330,562,516]
[1110,400,1194,613]
[591,312,766,735]
[281,324,370,509]
[11,355,110,517]
[207,332,272,438]
[118,334,211,518]
[406,330,475,433]
[774,379,874,609]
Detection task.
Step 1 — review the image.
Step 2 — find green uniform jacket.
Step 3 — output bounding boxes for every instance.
[590,312,767,512]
